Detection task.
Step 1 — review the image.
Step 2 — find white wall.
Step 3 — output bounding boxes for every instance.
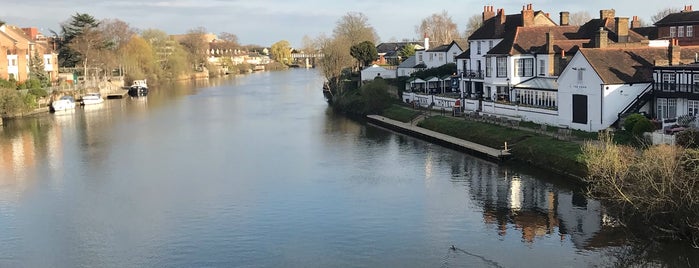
[43,54,54,72]
[557,53,604,131]
[361,66,396,81]
[7,55,18,79]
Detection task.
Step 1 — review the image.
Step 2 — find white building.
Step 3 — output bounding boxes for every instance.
[360,65,396,81]
[415,41,462,69]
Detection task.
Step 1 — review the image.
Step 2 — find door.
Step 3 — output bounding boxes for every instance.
[572,94,588,124]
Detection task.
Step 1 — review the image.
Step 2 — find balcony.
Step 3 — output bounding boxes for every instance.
[653,83,699,98]
[461,70,484,80]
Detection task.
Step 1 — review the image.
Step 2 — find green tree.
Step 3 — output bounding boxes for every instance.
[270,40,292,65]
[123,35,157,81]
[55,13,100,67]
[350,40,378,68]
[29,51,48,87]
[399,44,416,59]
[0,88,24,116]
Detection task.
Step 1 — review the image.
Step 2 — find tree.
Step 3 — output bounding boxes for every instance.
[99,19,135,76]
[463,14,483,40]
[399,44,416,59]
[300,35,317,53]
[218,32,239,46]
[350,41,378,68]
[651,7,680,23]
[270,40,292,65]
[68,27,106,81]
[55,13,100,67]
[179,27,209,69]
[569,11,592,26]
[28,52,48,87]
[333,12,378,46]
[416,10,460,45]
[317,34,353,96]
[123,35,157,81]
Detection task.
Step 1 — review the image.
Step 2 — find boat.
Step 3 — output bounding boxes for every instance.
[129,79,148,97]
[50,95,76,112]
[81,92,104,105]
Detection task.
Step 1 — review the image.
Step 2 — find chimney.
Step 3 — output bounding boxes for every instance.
[560,11,570,26]
[522,4,535,27]
[669,39,681,65]
[595,27,608,48]
[495,8,506,35]
[546,32,555,54]
[682,5,693,12]
[482,6,495,23]
[600,9,615,20]
[631,16,641,29]
[615,17,629,43]
[424,33,429,50]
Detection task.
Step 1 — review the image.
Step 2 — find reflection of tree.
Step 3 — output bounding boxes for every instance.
[604,241,699,268]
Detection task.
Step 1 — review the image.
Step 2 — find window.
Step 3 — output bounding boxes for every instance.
[678,26,685,37]
[516,58,534,77]
[670,26,676,37]
[689,100,699,117]
[662,73,676,91]
[539,59,545,76]
[577,69,583,82]
[485,57,492,77]
[46,58,50,65]
[452,52,457,63]
[418,53,423,63]
[496,57,507,77]
[438,53,443,62]
[488,40,493,50]
[429,53,434,61]
[477,42,482,55]
[688,26,694,37]
[657,98,677,119]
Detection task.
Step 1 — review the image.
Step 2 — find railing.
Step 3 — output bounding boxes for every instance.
[653,83,699,94]
[460,70,484,80]
[617,84,653,120]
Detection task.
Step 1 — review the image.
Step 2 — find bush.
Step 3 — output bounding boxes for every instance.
[0,88,25,115]
[623,113,646,132]
[676,129,699,148]
[631,117,655,137]
[28,88,48,98]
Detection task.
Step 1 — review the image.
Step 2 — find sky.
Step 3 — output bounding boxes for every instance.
[0,0,688,47]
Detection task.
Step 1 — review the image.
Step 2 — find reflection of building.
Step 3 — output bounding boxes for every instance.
[465,162,618,247]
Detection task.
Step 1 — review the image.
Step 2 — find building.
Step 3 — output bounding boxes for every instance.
[0,24,57,84]
[655,5,698,46]
[360,65,396,81]
[374,42,423,66]
[415,40,462,69]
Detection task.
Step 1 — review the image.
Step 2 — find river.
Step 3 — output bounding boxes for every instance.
[0,69,695,267]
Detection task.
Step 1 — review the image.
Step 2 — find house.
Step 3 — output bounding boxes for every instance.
[396,55,420,77]
[654,5,698,46]
[0,24,31,82]
[415,40,462,69]
[360,64,396,81]
[650,42,699,127]
[557,41,699,131]
[22,27,59,83]
[374,42,423,66]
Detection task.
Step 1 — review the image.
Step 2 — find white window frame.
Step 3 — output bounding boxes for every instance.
[477,42,482,55]
[496,56,507,77]
[687,26,694,37]
[657,98,677,119]
[538,59,545,76]
[678,26,685,38]
[688,100,699,117]
[670,26,676,38]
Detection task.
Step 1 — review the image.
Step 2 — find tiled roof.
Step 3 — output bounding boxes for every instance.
[455,49,470,59]
[426,41,461,52]
[580,46,699,84]
[654,11,699,26]
[489,25,587,55]
[631,26,658,40]
[469,13,524,40]
[397,55,417,68]
[376,42,422,54]
[577,18,647,44]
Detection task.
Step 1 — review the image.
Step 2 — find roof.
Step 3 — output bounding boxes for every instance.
[455,49,470,59]
[489,25,587,55]
[397,55,417,68]
[425,40,461,52]
[469,10,554,40]
[579,46,699,84]
[512,77,558,91]
[654,10,699,26]
[577,18,647,44]
[631,26,658,40]
[375,42,422,54]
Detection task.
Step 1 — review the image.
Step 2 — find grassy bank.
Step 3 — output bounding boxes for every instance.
[373,104,587,179]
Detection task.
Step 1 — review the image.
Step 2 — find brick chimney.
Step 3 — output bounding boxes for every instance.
[600,9,615,20]
[482,6,495,23]
[560,11,570,26]
[615,17,629,43]
[669,39,681,65]
[682,5,693,12]
[522,4,535,27]
[546,32,555,54]
[495,8,506,35]
[595,27,608,48]
[424,33,429,50]
[631,16,641,29]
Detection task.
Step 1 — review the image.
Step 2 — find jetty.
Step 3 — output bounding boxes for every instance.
[105,89,129,99]
[366,115,511,161]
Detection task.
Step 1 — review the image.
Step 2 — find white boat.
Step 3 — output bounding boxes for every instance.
[129,79,148,97]
[81,92,104,105]
[51,95,76,112]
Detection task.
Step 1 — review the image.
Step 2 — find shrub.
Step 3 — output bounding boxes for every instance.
[676,129,699,148]
[28,88,48,98]
[623,113,646,132]
[631,117,655,137]
[0,88,24,115]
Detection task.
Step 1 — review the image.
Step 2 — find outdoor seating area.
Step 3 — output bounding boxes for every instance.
[462,111,576,141]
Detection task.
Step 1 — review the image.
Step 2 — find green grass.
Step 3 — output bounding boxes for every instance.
[381,105,421,123]
[417,116,587,178]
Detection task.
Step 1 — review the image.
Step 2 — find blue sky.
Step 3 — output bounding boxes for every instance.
[1,0,687,47]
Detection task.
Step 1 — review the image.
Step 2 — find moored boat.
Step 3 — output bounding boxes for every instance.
[50,95,76,112]
[81,92,104,105]
[129,79,148,97]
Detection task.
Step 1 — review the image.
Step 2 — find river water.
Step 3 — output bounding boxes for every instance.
[0,69,695,267]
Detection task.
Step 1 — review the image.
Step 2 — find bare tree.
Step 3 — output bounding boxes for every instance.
[569,11,591,26]
[651,7,680,23]
[416,10,460,45]
[300,35,317,53]
[99,18,135,76]
[463,14,483,41]
[332,12,378,46]
[68,27,106,81]
[179,27,209,69]
[317,34,353,96]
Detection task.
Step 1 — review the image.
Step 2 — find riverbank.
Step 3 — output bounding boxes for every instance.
[375,105,587,180]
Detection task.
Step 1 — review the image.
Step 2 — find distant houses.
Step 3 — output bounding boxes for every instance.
[0,24,58,84]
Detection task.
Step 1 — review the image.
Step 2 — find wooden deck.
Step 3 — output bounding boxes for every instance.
[105,89,129,99]
[366,115,511,161]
